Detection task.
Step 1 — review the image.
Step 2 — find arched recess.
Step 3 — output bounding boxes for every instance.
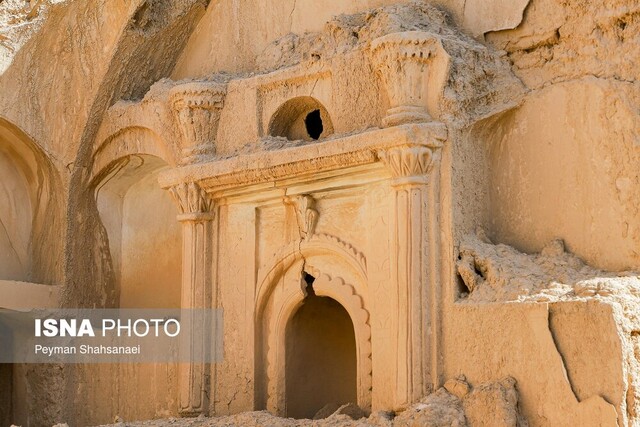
[0,118,60,283]
[268,96,334,141]
[91,128,180,308]
[91,126,178,180]
[285,290,357,419]
[255,259,372,416]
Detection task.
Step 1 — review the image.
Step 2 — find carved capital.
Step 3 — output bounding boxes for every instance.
[170,82,227,164]
[370,32,445,127]
[378,144,441,185]
[168,182,215,220]
[284,194,318,241]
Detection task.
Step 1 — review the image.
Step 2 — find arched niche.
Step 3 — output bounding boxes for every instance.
[92,153,181,309]
[255,259,371,417]
[268,96,334,141]
[285,288,357,419]
[0,118,58,282]
[92,126,178,179]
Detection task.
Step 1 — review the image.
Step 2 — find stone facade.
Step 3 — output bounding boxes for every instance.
[0,0,638,426]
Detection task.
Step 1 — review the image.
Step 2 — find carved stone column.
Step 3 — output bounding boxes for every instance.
[378,137,443,409]
[370,32,446,128]
[168,182,216,416]
[170,82,227,164]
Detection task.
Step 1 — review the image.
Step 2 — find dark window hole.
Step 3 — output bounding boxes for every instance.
[305,110,323,140]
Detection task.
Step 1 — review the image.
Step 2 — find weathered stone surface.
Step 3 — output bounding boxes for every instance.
[462,377,521,427]
[94,379,521,426]
[313,403,342,420]
[0,0,638,426]
[444,377,470,400]
[332,403,366,420]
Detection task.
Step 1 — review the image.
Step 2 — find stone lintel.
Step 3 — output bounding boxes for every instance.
[158,122,447,195]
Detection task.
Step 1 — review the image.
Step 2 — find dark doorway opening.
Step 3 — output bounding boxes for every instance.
[285,293,357,419]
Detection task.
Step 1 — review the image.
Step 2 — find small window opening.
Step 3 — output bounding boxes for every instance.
[304,110,323,140]
[268,97,333,141]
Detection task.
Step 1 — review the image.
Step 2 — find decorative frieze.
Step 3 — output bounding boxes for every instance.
[370,32,446,128]
[156,123,448,416]
[170,82,227,164]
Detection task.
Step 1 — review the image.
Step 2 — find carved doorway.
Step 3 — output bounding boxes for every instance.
[284,274,357,418]
[256,260,372,416]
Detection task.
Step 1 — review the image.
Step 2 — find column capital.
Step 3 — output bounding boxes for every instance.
[168,182,215,221]
[369,31,448,128]
[169,81,227,164]
[378,143,442,186]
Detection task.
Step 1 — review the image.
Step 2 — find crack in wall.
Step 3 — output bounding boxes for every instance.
[546,305,621,426]
[288,0,296,33]
[546,306,581,402]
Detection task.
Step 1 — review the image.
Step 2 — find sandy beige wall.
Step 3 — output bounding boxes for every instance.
[0,148,32,281]
[443,301,625,426]
[485,78,639,271]
[173,0,409,77]
[480,0,640,271]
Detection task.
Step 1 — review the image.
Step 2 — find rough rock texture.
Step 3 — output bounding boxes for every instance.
[478,0,640,271]
[462,377,526,427]
[255,1,525,127]
[457,233,640,304]
[457,233,640,424]
[95,378,522,427]
[486,0,639,89]
[0,0,67,73]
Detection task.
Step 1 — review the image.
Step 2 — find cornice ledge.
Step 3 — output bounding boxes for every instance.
[158,122,447,192]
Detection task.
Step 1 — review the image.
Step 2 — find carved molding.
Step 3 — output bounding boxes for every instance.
[201,150,377,191]
[158,123,449,196]
[284,194,318,241]
[370,31,446,127]
[168,182,214,218]
[378,143,442,185]
[255,233,368,306]
[311,234,367,275]
[169,82,227,164]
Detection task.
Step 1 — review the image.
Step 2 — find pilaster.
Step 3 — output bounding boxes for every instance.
[378,137,443,409]
[168,182,216,416]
